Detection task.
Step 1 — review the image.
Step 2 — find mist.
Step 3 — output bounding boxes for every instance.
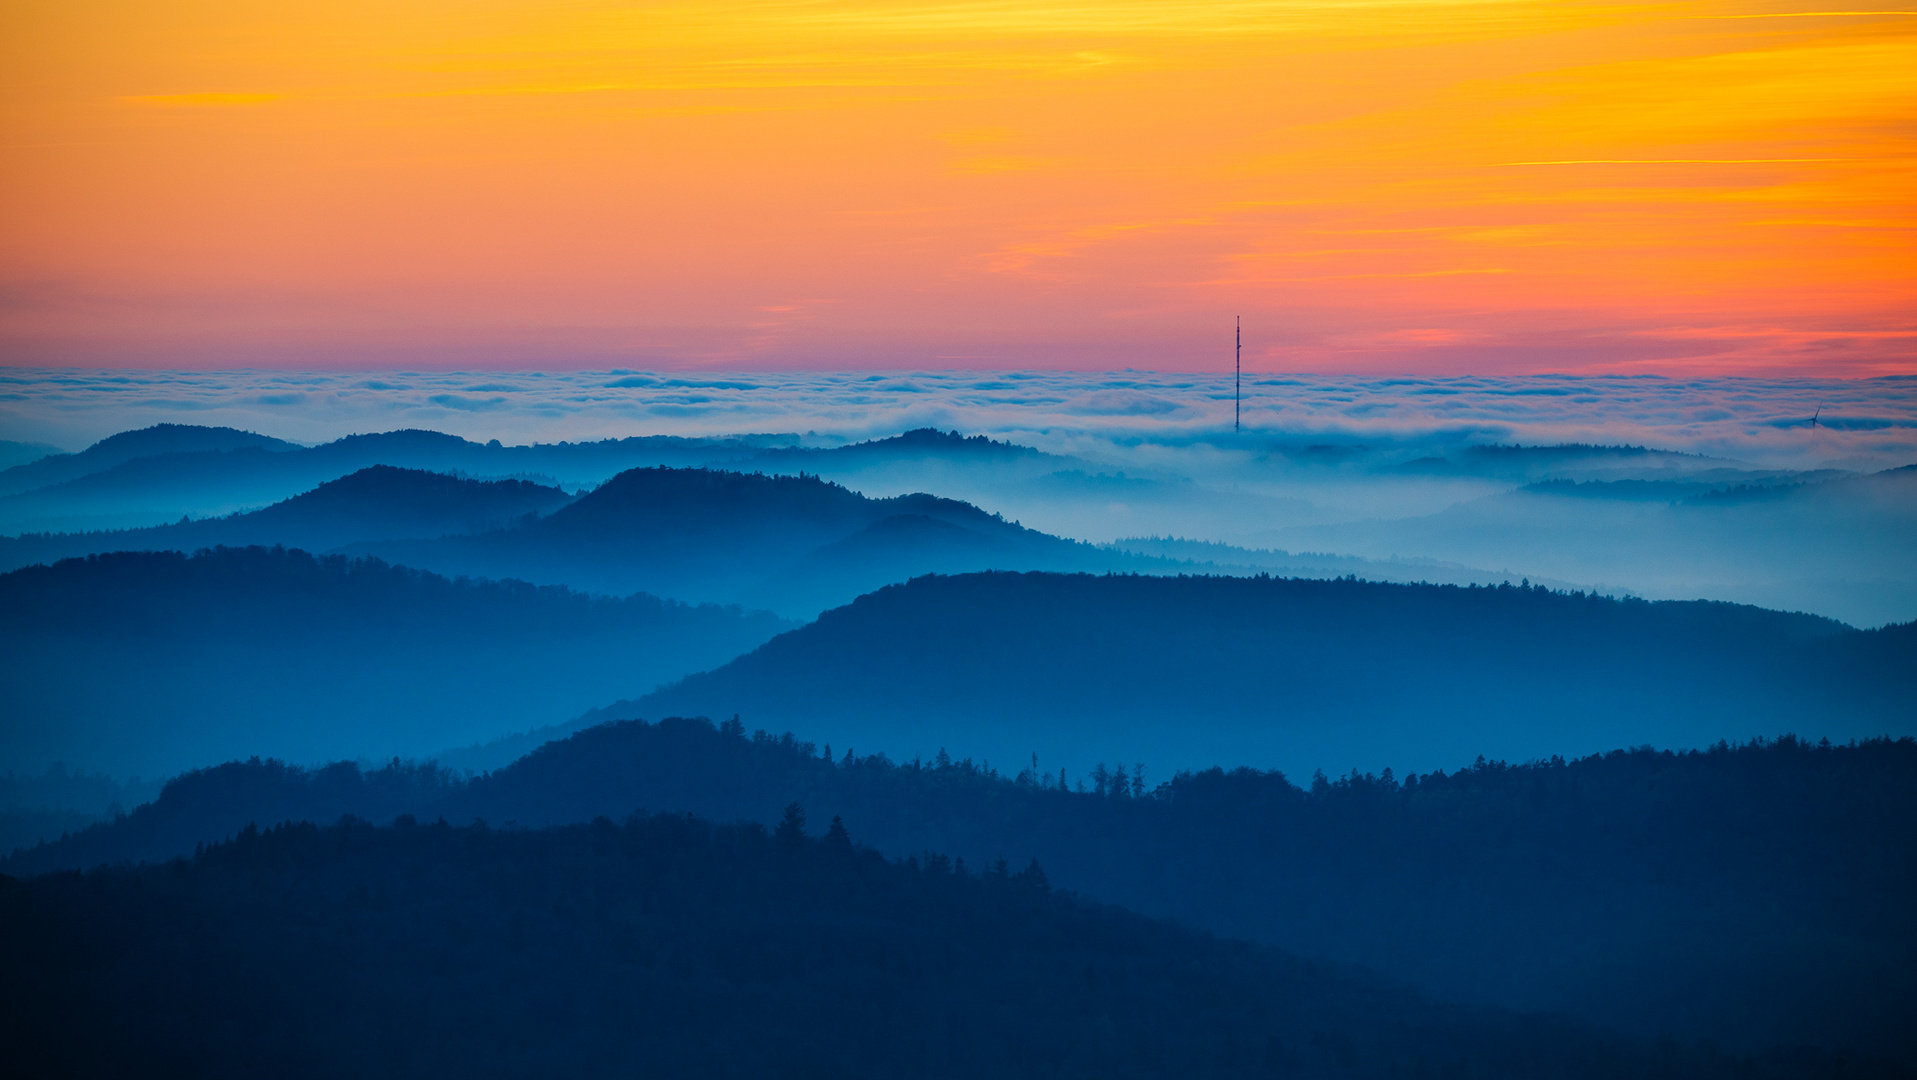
[4,369,1912,627]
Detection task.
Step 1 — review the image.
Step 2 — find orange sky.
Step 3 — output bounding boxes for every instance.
[1,0,1912,373]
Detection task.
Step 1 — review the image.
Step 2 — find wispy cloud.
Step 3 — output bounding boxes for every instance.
[119,93,283,107]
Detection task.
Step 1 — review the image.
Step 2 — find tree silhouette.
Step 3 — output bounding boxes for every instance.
[775,801,807,847]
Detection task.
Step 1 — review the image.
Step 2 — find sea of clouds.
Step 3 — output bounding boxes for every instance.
[4,368,1915,471]
[3,368,1915,628]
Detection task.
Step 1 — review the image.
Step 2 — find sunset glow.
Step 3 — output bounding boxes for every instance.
[2,0,1912,373]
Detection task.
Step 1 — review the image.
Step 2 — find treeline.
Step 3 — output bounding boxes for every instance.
[1,810,1821,1080]
[0,765,163,856]
[459,721,1917,1061]
[14,720,1914,1064]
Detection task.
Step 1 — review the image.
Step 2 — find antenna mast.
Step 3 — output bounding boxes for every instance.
[1235,315,1242,433]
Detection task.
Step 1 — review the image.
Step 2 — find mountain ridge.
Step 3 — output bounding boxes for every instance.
[348,466,1135,614]
[7,805,1792,1079]
[635,570,1909,778]
[0,546,792,778]
[0,423,299,498]
[11,718,1912,1065]
[0,465,573,572]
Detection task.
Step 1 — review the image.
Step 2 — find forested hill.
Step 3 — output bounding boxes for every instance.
[455,722,1917,1062]
[15,720,1914,1064]
[0,547,791,779]
[0,466,573,572]
[1,811,1806,1079]
[638,570,1915,778]
[0,422,1076,535]
[351,467,1135,615]
[0,423,298,497]
[743,426,1050,467]
[0,426,770,533]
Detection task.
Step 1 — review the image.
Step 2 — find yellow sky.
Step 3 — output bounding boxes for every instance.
[1,0,1912,372]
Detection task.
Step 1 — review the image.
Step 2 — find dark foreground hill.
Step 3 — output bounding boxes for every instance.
[0,547,790,778]
[1,811,1799,1080]
[639,571,1916,777]
[0,466,574,572]
[355,467,1134,615]
[18,721,1914,1064]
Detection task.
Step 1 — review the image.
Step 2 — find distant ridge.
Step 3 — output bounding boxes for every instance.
[2,456,1270,617]
[747,427,1045,465]
[0,424,1066,535]
[0,546,792,777]
[0,440,65,472]
[0,425,795,533]
[0,465,573,572]
[0,423,297,497]
[1106,536,1596,592]
[636,570,1914,778]
[352,466,1133,614]
[1386,441,1713,480]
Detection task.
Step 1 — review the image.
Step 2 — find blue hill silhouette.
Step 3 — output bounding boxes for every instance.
[13,717,1913,1065]
[635,570,1915,778]
[351,466,1135,614]
[0,546,791,777]
[0,424,1067,534]
[0,426,761,531]
[0,423,298,498]
[7,803,1782,1080]
[742,426,1048,467]
[0,465,573,571]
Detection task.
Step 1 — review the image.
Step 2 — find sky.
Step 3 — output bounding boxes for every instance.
[1,1,1913,374]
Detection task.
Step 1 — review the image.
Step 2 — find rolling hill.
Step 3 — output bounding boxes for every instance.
[636,570,1916,779]
[0,466,574,572]
[0,546,792,778]
[351,466,1138,615]
[13,718,1913,1066]
[0,440,66,472]
[0,427,774,532]
[0,423,299,498]
[4,808,1781,1080]
[0,423,1080,535]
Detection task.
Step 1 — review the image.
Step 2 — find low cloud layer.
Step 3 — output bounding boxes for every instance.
[4,369,1914,471]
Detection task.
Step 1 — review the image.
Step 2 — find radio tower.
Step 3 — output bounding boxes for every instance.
[1234,316,1242,433]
